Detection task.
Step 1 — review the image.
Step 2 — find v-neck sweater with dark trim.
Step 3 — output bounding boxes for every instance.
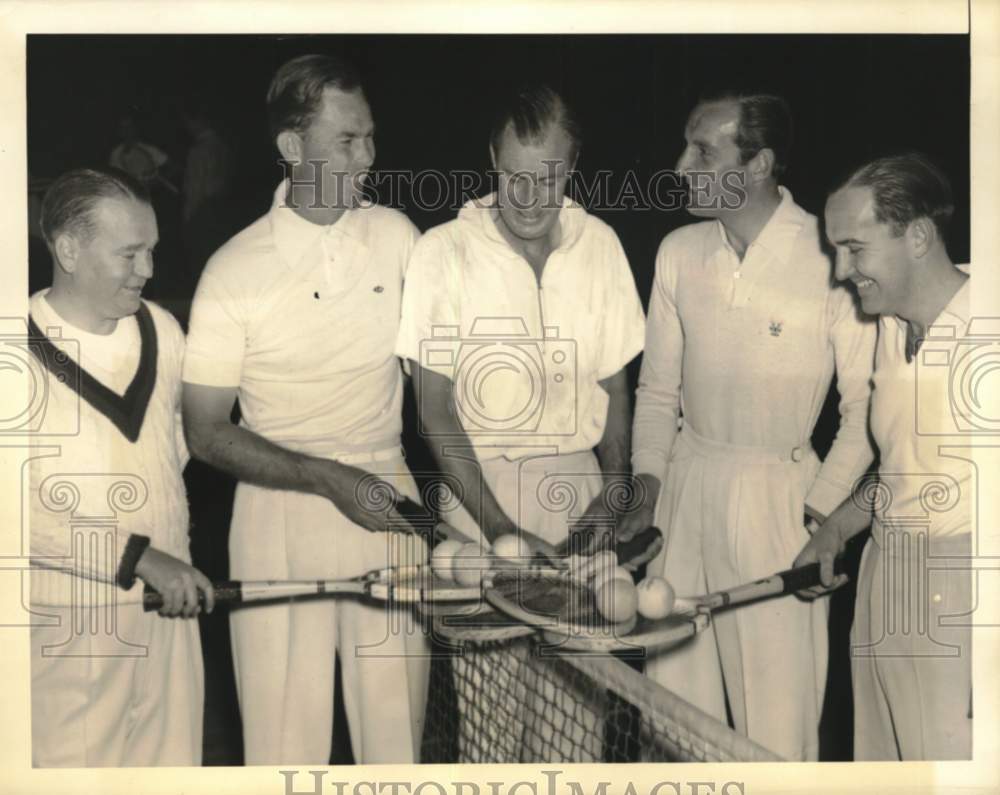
[27,292,193,606]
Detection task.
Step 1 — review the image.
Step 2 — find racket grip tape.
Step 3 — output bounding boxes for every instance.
[777,556,849,594]
[142,581,242,612]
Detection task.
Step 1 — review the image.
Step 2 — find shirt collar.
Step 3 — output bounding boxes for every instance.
[884,264,971,334]
[935,265,971,326]
[268,179,371,269]
[458,192,588,256]
[714,186,804,264]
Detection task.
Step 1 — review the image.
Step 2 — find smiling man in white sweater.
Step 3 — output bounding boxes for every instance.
[27,167,213,767]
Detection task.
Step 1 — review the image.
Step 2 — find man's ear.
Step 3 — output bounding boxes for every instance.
[748,147,776,183]
[906,216,936,259]
[53,233,80,274]
[276,130,303,166]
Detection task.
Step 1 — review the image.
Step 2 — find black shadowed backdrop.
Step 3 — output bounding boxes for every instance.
[26,33,969,765]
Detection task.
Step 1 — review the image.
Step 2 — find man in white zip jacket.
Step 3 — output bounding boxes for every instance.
[624,92,876,760]
[396,84,649,760]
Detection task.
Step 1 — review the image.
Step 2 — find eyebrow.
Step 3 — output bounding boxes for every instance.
[831,237,865,246]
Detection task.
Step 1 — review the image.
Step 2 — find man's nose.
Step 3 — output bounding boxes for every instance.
[675,147,693,177]
[510,176,538,210]
[135,251,154,279]
[833,251,853,282]
[356,137,375,169]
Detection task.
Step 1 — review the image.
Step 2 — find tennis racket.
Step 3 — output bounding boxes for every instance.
[672,556,850,616]
[483,555,848,654]
[142,563,482,612]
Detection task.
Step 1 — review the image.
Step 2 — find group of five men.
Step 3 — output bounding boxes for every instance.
[28,53,972,766]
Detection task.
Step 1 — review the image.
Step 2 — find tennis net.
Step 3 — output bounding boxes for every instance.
[419,608,781,763]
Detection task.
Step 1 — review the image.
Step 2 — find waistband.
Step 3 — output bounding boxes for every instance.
[871,521,973,555]
[679,424,813,464]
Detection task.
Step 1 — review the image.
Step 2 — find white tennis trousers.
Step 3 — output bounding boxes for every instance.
[228,452,429,765]
[644,426,829,761]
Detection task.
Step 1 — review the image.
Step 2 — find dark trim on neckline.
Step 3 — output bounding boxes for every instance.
[27,303,158,443]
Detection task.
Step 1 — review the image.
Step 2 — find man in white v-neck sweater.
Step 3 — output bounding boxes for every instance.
[28,167,213,767]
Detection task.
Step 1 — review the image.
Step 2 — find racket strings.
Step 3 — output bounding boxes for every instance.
[490,571,611,630]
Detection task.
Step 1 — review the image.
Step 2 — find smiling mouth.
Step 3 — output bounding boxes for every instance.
[855,278,875,291]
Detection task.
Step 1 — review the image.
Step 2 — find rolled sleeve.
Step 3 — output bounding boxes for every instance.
[631,239,684,483]
[596,235,646,380]
[805,289,877,517]
[183,267,246,387]
[395,233,460,378]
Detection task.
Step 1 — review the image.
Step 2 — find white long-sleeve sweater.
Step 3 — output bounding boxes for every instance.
[632,189,877,518]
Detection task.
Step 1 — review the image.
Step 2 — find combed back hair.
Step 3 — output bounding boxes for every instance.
[700,91,793,179]
[266,53,363,140]
[836,152,954,238]
[489,83,583,161]
[40,167,150,249]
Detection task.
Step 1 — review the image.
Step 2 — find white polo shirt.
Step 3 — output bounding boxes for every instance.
[395,194,645,461]
[632,188,876,518]
[184,181,419,456]
[871,268,972,540]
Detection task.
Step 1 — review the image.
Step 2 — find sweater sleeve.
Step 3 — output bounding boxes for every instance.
[805,287,877,517]
[631,236,684,484]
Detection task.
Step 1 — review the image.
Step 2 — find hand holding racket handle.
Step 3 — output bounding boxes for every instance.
[615,525,663,568]
[778,556,849,594]
[392,497,477,546]
[689,556,849,613]
[143,582,237,612]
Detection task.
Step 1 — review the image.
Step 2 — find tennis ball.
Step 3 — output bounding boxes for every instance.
[492,533,530,565]
[453,543,494,588]
[570,549,618,583]
[636,576,676,620]
[430,539,465,582]
[595,577,639,623]
[592,565,634,594]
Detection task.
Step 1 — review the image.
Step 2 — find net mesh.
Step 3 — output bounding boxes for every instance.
[420,610,782,763]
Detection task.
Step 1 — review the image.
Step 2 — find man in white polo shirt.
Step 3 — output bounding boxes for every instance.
[182,54,427,765]
[797,153,972,760]
[624,92,876,760]
[396,84,648,761]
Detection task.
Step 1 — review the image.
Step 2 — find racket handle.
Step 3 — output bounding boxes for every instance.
[616,526,663,565]
[142,581,241,612]
[777,556,849,594]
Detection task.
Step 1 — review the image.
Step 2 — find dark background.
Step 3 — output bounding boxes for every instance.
[26,33,970,765]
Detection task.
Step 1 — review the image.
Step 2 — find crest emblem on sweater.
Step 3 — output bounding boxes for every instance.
[769,320,783,337]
